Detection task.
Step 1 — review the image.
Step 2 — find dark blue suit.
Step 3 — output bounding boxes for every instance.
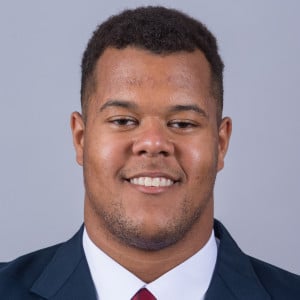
[1,220,299,299]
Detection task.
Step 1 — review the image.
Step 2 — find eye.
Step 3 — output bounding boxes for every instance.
[168,120,197,129]
[109,117,138,127]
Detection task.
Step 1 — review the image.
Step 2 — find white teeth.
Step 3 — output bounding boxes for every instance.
[130,177,174,187]
[138,177,145,185]
[152,178,160,187]
[160,178,167,186]
[145,177,152,187]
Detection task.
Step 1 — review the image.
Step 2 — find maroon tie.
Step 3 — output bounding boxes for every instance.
[131,288,157,300]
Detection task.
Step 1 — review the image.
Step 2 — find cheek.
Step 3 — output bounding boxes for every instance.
[84,134,129,175]
[83,135,128,203]
[181,139,218,181]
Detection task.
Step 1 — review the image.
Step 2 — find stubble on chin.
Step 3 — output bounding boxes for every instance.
[87,191,212,251]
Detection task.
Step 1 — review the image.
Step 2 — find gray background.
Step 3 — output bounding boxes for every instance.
[0,0,299,274]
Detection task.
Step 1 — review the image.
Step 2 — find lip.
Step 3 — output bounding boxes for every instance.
[124,171,180,195]
[125,179,179,195]
[125,172,180,182]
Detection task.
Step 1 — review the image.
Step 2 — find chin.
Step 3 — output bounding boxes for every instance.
[117,228,185,251]
[104,212,200,251]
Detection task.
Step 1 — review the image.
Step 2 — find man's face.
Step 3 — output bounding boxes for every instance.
[72,47,231,250]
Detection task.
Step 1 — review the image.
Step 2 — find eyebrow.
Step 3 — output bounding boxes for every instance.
[99,100,138,112]
[168,104,208,117]
[99,100,208,118]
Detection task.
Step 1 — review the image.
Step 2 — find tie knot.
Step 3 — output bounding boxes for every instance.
[131,288,157,300]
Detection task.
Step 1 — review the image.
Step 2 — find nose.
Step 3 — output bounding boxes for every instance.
[132,120,174,157]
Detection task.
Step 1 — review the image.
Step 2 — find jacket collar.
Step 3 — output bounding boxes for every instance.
[30,221,271,299]
[30,225,97,299]
[205,220,270,300]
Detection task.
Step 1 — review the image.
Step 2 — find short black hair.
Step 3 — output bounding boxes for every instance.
[81,6,224,121]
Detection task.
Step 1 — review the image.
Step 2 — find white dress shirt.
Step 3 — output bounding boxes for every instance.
[83,228,217,300]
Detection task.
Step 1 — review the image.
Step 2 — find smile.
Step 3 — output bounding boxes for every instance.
[130,177,174,187]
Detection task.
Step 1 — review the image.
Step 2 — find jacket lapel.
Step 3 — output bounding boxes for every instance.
[30,226,97,300]
[205,220,270,300]
[29,221,273,299]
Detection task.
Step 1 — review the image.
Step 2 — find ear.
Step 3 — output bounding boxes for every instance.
[70,112,85,166]
[217,117,232,172]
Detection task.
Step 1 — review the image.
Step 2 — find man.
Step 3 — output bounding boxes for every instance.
[0,6,299,300]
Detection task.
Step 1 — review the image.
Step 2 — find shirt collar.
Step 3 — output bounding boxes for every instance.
[83,228,217,300]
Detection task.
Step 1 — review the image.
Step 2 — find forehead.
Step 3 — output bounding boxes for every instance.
[90,47,214,114]
[96,47,211,83]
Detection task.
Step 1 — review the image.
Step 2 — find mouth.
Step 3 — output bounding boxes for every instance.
[124,170,181,191]
[129,176,175,187]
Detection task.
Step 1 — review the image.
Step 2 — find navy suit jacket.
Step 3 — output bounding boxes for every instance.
[1,220,300,299]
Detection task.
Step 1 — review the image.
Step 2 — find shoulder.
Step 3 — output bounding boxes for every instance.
[213,220,300,299]
[0,244,61,298]
[0,227,85,299]
[249,255,300,298]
